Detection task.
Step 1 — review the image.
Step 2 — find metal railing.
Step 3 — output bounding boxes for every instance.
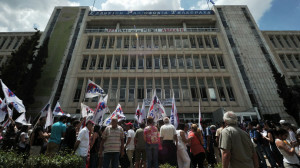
[85,27,219,33]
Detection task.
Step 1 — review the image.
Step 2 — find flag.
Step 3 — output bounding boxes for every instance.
[40,102,50,117]
[92,95,108,125]
[147,90,166,123]
[81,103,95,118]
[103,104,126,126]
[45,103,53,128]
[209,0,215,5]
[28,116,31,124]
[134,104,140,121]
[170,95,179,129]
[0,98,12,119]
[138,100,146,124]
[53,102,64,116]
[15,113,28,125]
[85,79,105,98]
[198,101,203,131]
[0,98,6,122]
[2,119,11,128]
[1,80,26,113]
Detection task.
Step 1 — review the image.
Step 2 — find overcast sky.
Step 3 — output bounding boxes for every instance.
[0,0,299,32]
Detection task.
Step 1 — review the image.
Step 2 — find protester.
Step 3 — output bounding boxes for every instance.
[144,116,159,168]
[134,123,146,168]
[261,121,278,168]
[1,122,16,151]
[62,120,80,153]
[125,122,135,168]
[90,124,101,168]
[215,122,225,163]
[275,128,300,168]
[160,117,177,166]
[74,120,95,168]
[219,111,259,168]
[176,123,190,168]
[295,132,300,157]
[16,125,29,154]
[29,117,48,156]
[46,115,67,156]
[99,117,124,168]
[188,124,205,168]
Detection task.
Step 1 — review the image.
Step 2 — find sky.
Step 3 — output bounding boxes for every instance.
[0,0,299,32]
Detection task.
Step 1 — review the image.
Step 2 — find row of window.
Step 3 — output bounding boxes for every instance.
[86,35,219,50]
[73,77,236,103]
[269,35,300,49]
[81,54,226,71]
[290,76,300,86]
[0,36,22,50]
[279,54,300,69]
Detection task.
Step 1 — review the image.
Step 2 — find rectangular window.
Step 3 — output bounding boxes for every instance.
[114,55,120,69]
[146,56,152,69]
[106,55,112,70]
[172,78,180,101]
[168,36,174,48]
[175,36,181,48]
[287,55,296,68]
[198,78,208,101]
[116,36,122,48]
[122,55,128,69]
[216,78,226,101]
[146,36,152,48]
[86,37,93,49]
[209,55,217,69]
[101,36,107,49]
[81,56,89,70]
[108,36,115,49]
[110,78,118,101]
[161,35,167,48]
[154,56,160,69]
[207,78,216,101]
[120,78,126,102]
[294,54,300,65]
[139,36,144,48]
[204,36,211,48]
[89,56,96,70]
[181,78,189,101]
[155,78,162,99]
[73,78,83,102]
[97,55,104,70]
[212,36,219,48]
[276,36,284,48]
[131,35,137,48]
[0,38,7,49]
[290,36,298,48]
[130,55,136,69]
[193,55,201,69]
[103,78,110,94]
[137,79,144,100]
[13,37,21,49]
[279,55,288,68]
[224,78,235,101]
[170,55,177,69]
[94,37,100,49]
[186,55,193,69]
[138,56,144,69]
[202,55,209,69]
[217,55,225,69]
[189,78,199,101]
[197,36,204,48]
[146,78,153,99]
[269,36,277,48]
[153,36,159,48]
[164,78,171,99]
[178,55,184,69]
[182,36,189,48]
[283,36,292,48]
[128,78,135,102]
[124,36,129,48]
[190,35,196,48]
[162,55,168,69]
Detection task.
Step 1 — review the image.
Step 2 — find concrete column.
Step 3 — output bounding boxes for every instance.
[116,22,120,30]
[183,22,187,31]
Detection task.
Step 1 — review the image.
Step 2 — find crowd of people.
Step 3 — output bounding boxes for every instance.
[0,112,300,168]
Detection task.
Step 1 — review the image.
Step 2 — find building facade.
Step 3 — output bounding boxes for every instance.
[9,6,298,122]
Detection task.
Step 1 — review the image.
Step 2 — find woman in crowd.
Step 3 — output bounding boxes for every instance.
[176,123,190,168]
[275,128,300,168]
[144,116,159,168]
[188,124,205,168]
[90,124,101,168]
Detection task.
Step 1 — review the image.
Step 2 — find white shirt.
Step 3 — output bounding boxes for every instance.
[176,130,187,150]
[126,129,135,150]
[160,123,176,141]
[76,127,90,157]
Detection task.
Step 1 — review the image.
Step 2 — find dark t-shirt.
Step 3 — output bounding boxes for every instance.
[63,125,76,149]
[32,126,44,146]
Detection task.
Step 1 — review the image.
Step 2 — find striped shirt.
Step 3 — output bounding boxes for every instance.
[102,125,124,153]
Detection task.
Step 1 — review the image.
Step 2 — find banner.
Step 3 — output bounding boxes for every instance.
[170,95,179,129]
[1,80,26,113]
[148,90,166,123]
[45,103,53,128]
[85,79,105,98]
[138,101,146,124]
[198,101,203,131]
[92,95,108,125]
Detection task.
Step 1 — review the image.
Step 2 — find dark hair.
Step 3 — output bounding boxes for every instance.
[178,123,185,130]
[59,115,67,122]
[20,125,28,132]
[72,120,80,127]
[39,116,46,122]
[276,128,289,136]
[147,116,154,124]
[139,123,145,129]
[94,124,100,133]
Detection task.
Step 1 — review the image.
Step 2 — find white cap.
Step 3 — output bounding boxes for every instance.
[279,120,286,124]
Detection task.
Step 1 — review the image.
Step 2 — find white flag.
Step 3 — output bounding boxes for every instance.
[0,98,6,122]
[81,103,95,118]
[40,102,50,117]
[199,101,203,131]
[134,104,140,121]
[147,90,166,123]
[170,95,179,129]
[138,101,146,124]
[103,104,126,126]
[53,102,64,116]
[92,95,108,125]
[85,79,105,98]
[45,104,53,128]
[2,119,11,128]
[1,80,26,113]
[15,113,27,125]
